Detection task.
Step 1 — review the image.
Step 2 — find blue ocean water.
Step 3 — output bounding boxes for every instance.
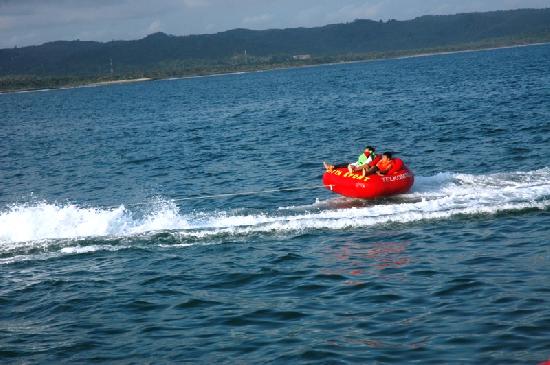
[1,44,550,364]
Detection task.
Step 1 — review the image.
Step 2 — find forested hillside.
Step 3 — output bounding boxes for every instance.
[1,8,549,91]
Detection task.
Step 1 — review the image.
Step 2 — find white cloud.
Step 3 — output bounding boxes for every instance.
[242,13,272,26]
[148,20,162,33]
[204,23,217,32]
[332,2,384,21]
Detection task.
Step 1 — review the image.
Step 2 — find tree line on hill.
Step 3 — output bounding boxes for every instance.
[1,8,549,91]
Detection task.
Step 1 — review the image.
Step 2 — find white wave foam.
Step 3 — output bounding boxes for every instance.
[60,244,130,254]
[1,169,549,261]
[0,200,189,244]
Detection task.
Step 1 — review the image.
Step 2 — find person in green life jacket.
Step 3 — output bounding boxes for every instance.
[323,146,378,173]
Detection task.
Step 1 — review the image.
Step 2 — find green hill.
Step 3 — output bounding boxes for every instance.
[1,8,550,91]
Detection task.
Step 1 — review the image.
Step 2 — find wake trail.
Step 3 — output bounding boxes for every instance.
[1,168,549,263]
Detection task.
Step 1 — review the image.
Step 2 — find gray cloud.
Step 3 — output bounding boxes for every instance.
[1,0,549,48]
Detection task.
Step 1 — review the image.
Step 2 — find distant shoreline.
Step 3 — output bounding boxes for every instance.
[83,77,152,87]
[2,41,549,95]
[393,41,550,59]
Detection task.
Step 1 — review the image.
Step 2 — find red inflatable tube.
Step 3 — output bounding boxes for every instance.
[322,158,414,199]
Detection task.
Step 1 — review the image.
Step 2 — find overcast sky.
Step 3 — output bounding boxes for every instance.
[1,0,550,49]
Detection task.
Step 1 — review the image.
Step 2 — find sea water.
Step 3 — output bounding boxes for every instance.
[1,44,549,364]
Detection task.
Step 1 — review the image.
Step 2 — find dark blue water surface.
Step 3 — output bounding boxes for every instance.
[1,44,550,364]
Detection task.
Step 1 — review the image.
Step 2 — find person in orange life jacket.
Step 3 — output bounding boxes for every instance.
[361,152,393,177]
[323,146,378,172]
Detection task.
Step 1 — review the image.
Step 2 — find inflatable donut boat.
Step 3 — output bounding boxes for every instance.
[322,158,414,199]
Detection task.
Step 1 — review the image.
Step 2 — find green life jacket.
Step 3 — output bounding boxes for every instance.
[356,151,375,166]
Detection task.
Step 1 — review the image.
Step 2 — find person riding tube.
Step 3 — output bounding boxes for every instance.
[323,146,378,173]
[361,151,393,177]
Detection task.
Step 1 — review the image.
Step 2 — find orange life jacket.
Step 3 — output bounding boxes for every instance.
[376,159,393,174]
[369,155,381,167]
